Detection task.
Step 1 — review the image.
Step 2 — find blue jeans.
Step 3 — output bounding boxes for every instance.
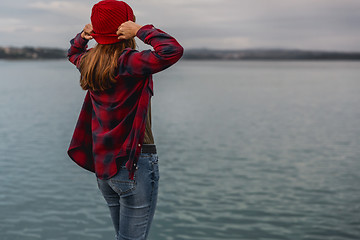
[97,153,159,240]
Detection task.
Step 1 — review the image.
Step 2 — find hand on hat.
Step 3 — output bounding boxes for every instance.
[117,21,142,40]
[81,24,94,40]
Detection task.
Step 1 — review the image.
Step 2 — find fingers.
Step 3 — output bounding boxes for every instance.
[81,32,93,40]
[117,33,129,40]
[83,23,93,35]
[81,26,93,40]
[117,28,126,40]
[116,29,131,40]
[80,23,94,40]
[116,27,122,36]
[116,21,138,40]
[116,21,129,35]
[80,21,140,41]
[84,24,93,32]
[84,35,93,40]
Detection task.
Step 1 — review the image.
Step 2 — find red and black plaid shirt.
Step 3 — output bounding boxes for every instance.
[67,25,183,180]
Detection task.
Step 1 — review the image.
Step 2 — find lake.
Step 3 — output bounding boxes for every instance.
[0,60,359,240]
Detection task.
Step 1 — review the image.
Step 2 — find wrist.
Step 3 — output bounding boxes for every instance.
[136,25,155,40]
[134,24,143,36]
[80,31,86,39]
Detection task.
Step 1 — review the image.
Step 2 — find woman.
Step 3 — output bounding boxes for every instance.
[67,1,183,239]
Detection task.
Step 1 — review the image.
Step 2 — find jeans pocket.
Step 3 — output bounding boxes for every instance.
[109,169,136,195]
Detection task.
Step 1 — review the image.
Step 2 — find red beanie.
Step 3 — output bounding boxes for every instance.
[90,0,134,44]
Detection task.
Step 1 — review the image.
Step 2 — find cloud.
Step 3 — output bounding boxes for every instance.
[0,0,359,51]
[0,18,23,33]
[28,1,91,19]
[0,17,45,33]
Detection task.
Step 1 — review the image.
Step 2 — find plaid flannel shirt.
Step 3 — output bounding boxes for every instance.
[67,24,183,180]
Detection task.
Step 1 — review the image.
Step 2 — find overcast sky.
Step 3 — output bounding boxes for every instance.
[1,0,360,51]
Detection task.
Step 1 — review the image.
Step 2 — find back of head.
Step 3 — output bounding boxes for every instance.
[80,0,136,91]
[91,0,134,45]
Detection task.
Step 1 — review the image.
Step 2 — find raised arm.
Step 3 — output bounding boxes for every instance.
[67,24,93,68]
[117,22,184,77]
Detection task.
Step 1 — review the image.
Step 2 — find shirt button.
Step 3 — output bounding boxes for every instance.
[138,144,141,147]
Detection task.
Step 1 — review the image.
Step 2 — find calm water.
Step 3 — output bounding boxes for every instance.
[0,60,359,240]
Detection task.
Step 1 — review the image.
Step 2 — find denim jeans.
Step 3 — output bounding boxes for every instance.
[97,153,159,240]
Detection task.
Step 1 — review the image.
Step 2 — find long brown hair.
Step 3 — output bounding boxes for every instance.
[79,38,136,91]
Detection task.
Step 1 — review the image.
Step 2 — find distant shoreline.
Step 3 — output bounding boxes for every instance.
[0,47,67,60]
[1,47,360,60]
[182,49,360,61]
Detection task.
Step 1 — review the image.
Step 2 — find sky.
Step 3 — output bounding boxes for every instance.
[1,0,360,51]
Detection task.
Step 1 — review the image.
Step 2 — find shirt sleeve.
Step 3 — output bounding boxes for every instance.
[117,24,184,77]
[67,32,89,69]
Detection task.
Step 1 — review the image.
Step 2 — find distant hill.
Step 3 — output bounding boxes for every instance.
[0,47,67,59]
[183,49,360,60]
[1,46,360,60]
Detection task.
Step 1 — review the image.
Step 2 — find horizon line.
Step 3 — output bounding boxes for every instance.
[1,46,360,54]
